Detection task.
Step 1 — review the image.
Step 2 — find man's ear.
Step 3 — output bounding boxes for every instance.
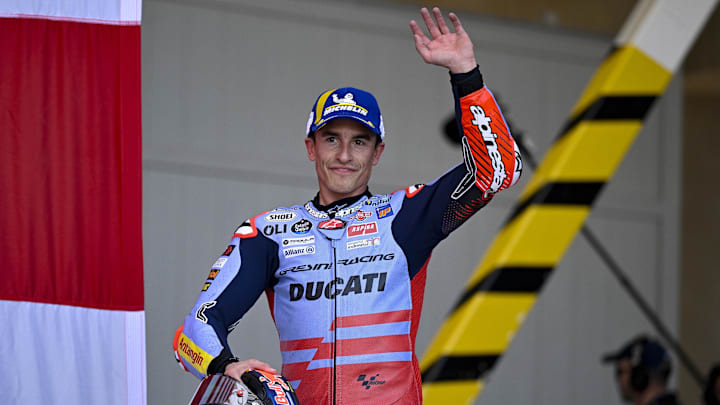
[305,137,316,161]
[372,142,385,166]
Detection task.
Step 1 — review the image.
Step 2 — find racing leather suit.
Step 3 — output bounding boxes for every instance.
[174,67,522,404]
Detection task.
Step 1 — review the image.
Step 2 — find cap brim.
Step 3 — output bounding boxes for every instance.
[314,115,380,136]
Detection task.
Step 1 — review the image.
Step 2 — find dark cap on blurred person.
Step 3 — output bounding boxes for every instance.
[602,335,671,370]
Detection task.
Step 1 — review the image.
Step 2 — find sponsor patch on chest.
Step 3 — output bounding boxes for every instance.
[283,245,316,258]
[347,237,381,250]
[347,221,378,237]
[375,205,393,219]
[282,235,315,246]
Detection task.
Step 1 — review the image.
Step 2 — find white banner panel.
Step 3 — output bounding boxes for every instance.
[0,300,146,405]
[0,0,142,24]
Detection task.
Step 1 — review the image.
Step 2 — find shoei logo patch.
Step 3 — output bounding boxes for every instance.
[357,374,386,390]
[470,105,507,194]
[265,212,297,222]
[347,222,377,237]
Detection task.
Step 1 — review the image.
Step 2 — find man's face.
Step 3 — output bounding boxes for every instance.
[305,118,385,205]
[615,359,635,403]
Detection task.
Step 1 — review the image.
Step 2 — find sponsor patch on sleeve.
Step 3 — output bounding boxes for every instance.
[177,333,214,374]
[222,245,235,256]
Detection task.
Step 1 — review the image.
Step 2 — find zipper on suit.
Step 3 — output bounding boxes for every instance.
[331,238,338,405]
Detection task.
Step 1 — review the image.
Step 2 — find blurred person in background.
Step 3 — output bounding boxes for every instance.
[603,335,680,405]
[704,363,720,405]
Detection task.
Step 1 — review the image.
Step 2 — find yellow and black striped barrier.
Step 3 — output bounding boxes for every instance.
[420,1,717,403]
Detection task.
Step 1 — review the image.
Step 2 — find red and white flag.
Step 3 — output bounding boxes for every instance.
[0,1,145,403]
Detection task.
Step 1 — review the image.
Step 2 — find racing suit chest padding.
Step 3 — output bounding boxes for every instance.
[258,195,415,404]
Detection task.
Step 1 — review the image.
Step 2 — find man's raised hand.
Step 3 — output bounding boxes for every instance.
[409,7,477,74]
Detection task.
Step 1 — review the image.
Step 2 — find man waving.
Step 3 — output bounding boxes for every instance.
[174,7,522,404]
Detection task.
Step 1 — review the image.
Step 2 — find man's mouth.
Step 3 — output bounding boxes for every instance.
[330,166,357,174]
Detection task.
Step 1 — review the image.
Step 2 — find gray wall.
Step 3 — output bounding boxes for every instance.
[142,0,682,403]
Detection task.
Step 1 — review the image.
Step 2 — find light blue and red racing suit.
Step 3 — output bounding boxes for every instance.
[174,67,522,404]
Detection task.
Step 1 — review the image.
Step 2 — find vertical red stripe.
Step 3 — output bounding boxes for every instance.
[0,17,143,310]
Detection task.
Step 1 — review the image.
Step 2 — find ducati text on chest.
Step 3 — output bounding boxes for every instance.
[289,272,388,301]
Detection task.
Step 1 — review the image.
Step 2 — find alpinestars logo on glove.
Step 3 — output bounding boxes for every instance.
[470,105,507,194]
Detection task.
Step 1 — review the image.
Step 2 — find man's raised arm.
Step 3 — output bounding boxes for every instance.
[410,7,522,200]
[390,8,522,268]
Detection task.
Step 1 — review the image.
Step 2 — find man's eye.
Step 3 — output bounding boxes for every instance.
[325,136,336,143]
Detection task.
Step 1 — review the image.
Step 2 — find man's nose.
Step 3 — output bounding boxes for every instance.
[337,141,352,163]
